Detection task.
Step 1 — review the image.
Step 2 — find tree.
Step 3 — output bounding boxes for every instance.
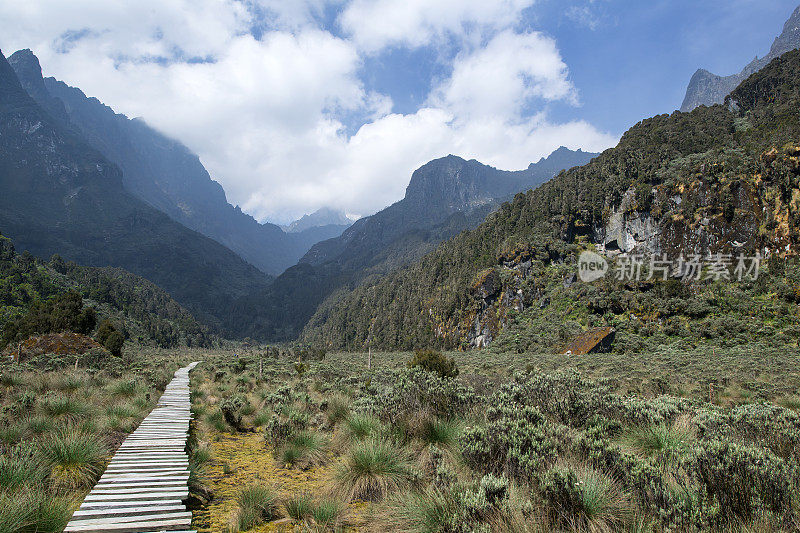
[96,319,124,357]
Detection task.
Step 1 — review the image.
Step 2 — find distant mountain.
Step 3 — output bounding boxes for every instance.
[0,48,271,330]
[8,49,330,275]
[283,207,353,233]
[229,146,597,341]
[303,48,800,350]
[680,4,800,112]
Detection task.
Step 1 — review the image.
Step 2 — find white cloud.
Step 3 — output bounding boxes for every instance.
[434,31,577,120]
[0,0,618,224]
[339,0,535,52]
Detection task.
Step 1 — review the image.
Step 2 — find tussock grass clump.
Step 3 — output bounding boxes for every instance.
[280,431,327,469]
[625,417,695,461]
[229,484,279,531]
[253,410,271,427]
[25,416,55,436]
[285,493,315,519]
[418,417,462,448]
[325,394,351,426]
[335,438,416,502]
[0,490,72,533]
[334,413,383,450]
[206,409,228,433]
[42,396,90,421]
[541,463,634,531]
[0,451,45,491]
[39,428,107,489]
[284,493,344,529]
[109,379,139,398]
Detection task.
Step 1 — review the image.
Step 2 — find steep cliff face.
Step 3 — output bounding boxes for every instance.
[680,5,800,112]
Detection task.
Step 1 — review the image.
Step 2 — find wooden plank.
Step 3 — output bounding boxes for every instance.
[65,362,200,532]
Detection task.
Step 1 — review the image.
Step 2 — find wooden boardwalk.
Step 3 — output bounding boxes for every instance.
[65,362,200,533]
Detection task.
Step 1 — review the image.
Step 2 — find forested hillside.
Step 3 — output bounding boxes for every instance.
[0,233,211,348]
[302,49,800,350]
[228,149,596,341]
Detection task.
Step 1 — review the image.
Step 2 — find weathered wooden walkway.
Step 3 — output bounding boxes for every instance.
[65,362,200,533]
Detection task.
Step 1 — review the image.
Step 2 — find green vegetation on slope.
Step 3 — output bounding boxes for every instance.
[302,49,800,351]
[0,233,212,349]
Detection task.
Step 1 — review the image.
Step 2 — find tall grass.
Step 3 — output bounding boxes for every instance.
[280,431,327,469]
[334,438,415,501]
[229,484,279,531]
[39,428,107,489]
[0,490,72,533]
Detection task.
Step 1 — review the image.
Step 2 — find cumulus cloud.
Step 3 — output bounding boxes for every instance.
[338,0,535,52]
[0,0,618,223]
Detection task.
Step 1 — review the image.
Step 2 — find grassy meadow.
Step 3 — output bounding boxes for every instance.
[179,345,800,532]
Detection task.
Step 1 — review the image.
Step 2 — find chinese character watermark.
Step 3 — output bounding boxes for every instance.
[578,252,761,282]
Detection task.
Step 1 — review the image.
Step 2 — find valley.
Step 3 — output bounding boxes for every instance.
[2,2,800,532]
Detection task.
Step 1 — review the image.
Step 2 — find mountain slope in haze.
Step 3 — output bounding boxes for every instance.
[302,48,800,350]
[283,207,352,233]
[8,49,330,275]
[0,48,271,330]
[228,147,597,341]
[680,4,800,112]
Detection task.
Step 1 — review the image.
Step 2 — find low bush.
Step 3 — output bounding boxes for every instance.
[408,349,459,379]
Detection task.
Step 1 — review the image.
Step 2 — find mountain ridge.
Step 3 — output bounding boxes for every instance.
[226,146,597,341]
[680,4,800,112]
[0,48,272,332]
[8,49,336,275]
[302,48,800,350]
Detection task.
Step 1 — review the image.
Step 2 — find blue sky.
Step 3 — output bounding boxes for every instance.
[0,0,797,222]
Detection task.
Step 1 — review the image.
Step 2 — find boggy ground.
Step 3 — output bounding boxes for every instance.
[185,347,800,532]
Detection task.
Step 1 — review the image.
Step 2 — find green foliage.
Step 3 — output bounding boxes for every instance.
[540,463,634,530]
[408,349,459,378]
[1,291,95,348]
[0,490,72,533]
[302,49,800,352]
[38,428,107,489]
[95,319,124,356]
[0,237,212,349]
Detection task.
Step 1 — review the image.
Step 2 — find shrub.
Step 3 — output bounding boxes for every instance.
[95,319,124,356]
[335,438,416,501]
[39,428,107,489]
[686,440,799,527]
[408,349,459,378]
[264,409,308,446]
[461,406,566,482]
[220,395,249,432]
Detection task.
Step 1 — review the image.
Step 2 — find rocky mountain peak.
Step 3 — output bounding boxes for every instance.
[681,4,800,112]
